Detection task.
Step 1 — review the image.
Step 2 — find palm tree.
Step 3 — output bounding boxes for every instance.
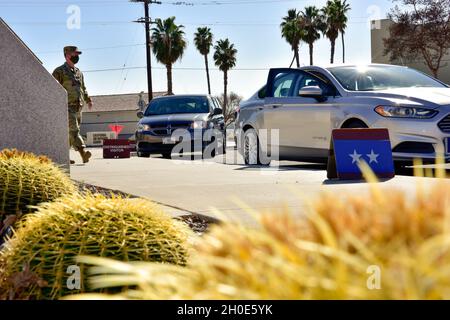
[280,9,304,68]
[321,0,340,64]
[213,39,237,114]
[194,27,214,94]
[334,0,351,63]
[151,16,187,95]
[301,6,323,66]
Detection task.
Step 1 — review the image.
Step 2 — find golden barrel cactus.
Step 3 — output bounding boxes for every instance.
[0,148,76,221]
[0,194,191,300]
[74,180,450,300]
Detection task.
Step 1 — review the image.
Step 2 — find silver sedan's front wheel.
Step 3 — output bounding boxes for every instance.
[244,128,263,165]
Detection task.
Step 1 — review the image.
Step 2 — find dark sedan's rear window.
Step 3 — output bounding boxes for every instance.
[145,96,210,116]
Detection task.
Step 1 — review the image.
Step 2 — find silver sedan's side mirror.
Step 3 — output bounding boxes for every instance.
[137,111,144,118]
[212,107,223,116]
[299,86,323,98]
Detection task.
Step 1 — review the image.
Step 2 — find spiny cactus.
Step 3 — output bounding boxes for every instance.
[0,148,76,221]
[0,194,191,300]
[74,181,450,300]
[0,149,51,163]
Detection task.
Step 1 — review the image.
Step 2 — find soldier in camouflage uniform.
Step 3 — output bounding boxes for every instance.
[52,46,92,164]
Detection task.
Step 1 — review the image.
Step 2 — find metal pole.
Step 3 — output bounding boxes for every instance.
[144,1,153,102]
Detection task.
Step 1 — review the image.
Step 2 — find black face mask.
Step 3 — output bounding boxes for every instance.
[70,55,79,64]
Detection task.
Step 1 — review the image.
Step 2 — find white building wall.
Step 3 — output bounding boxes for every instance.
[80,110,139,139]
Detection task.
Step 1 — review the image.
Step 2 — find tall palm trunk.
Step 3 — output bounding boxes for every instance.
[341,33,345,63]
[223,70,228,114]
[294,45,300,68]
[204,54,211,95]
[330,39,336,64]
[166,63,173,95]
[289,53,296,68]
[309,43,314,66]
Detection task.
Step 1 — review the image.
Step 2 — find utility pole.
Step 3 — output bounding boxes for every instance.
[131,0,161,102]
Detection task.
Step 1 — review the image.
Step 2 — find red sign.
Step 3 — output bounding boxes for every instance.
[108,124,124,136]
[103,139,131,159]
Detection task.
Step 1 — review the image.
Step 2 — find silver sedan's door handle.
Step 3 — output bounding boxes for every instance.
[272,104,282,109]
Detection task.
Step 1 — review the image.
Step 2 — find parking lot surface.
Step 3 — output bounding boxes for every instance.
[70,147,448,225]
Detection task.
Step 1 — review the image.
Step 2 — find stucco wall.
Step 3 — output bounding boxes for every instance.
[0,19,69,167]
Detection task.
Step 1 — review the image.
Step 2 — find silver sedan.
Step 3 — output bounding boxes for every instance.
[235,64,450,166]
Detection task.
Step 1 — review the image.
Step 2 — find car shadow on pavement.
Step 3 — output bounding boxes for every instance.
[394,166,450,177]
[323,167,449,184]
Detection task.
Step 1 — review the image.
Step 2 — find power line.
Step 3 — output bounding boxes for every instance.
[169,0,307,5]
[116,25,143,93]
[36,43,145,54]
[0,0,303,6]
[83,66,269,73]
[8,19,371,27]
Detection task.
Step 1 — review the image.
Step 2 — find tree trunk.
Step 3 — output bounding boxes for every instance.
[330,39,336,64]
[432,68,439,79]
[341,33,345,63]
[223,70,228,118]
[204,54,211,95]
[289,53,296,68]
[294,44,300,68]
[309,43,314,66]
[166,63,173,95]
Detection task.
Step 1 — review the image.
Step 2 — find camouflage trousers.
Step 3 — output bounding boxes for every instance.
[68,109,85,152]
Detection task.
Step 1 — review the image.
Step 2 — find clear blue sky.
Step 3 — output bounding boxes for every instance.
[1,0,393,99]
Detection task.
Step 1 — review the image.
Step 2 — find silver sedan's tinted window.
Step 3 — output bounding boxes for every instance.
[273,72,298,97]
[328,66,447,91]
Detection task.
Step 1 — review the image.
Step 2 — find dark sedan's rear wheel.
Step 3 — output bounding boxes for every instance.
[161,152,172,159]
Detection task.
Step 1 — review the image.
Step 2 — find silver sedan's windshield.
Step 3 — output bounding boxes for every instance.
[145,96,210,116]
[328,65,447,91]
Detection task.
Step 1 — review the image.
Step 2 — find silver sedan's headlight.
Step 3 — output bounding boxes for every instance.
[374,105,438,119]
[137,124,151,131]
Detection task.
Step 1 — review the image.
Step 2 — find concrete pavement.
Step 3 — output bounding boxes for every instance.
[70,147,448,225]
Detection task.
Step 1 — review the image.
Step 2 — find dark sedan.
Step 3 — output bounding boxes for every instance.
[135,95,225,159]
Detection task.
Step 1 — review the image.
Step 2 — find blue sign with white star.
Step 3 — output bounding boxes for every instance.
[332,129,395,180]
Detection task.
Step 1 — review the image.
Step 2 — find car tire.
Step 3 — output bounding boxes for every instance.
[222,139,227,155]
[161,152,172,159]
[202,141,216,159]
[137,151,150,158]
[243,128,269,166]
[343,120,368,129]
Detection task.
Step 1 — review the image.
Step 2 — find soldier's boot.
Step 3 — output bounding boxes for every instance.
[79,148,92,164]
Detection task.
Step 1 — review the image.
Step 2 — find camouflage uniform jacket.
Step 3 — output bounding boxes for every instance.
[52,62,91,111]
